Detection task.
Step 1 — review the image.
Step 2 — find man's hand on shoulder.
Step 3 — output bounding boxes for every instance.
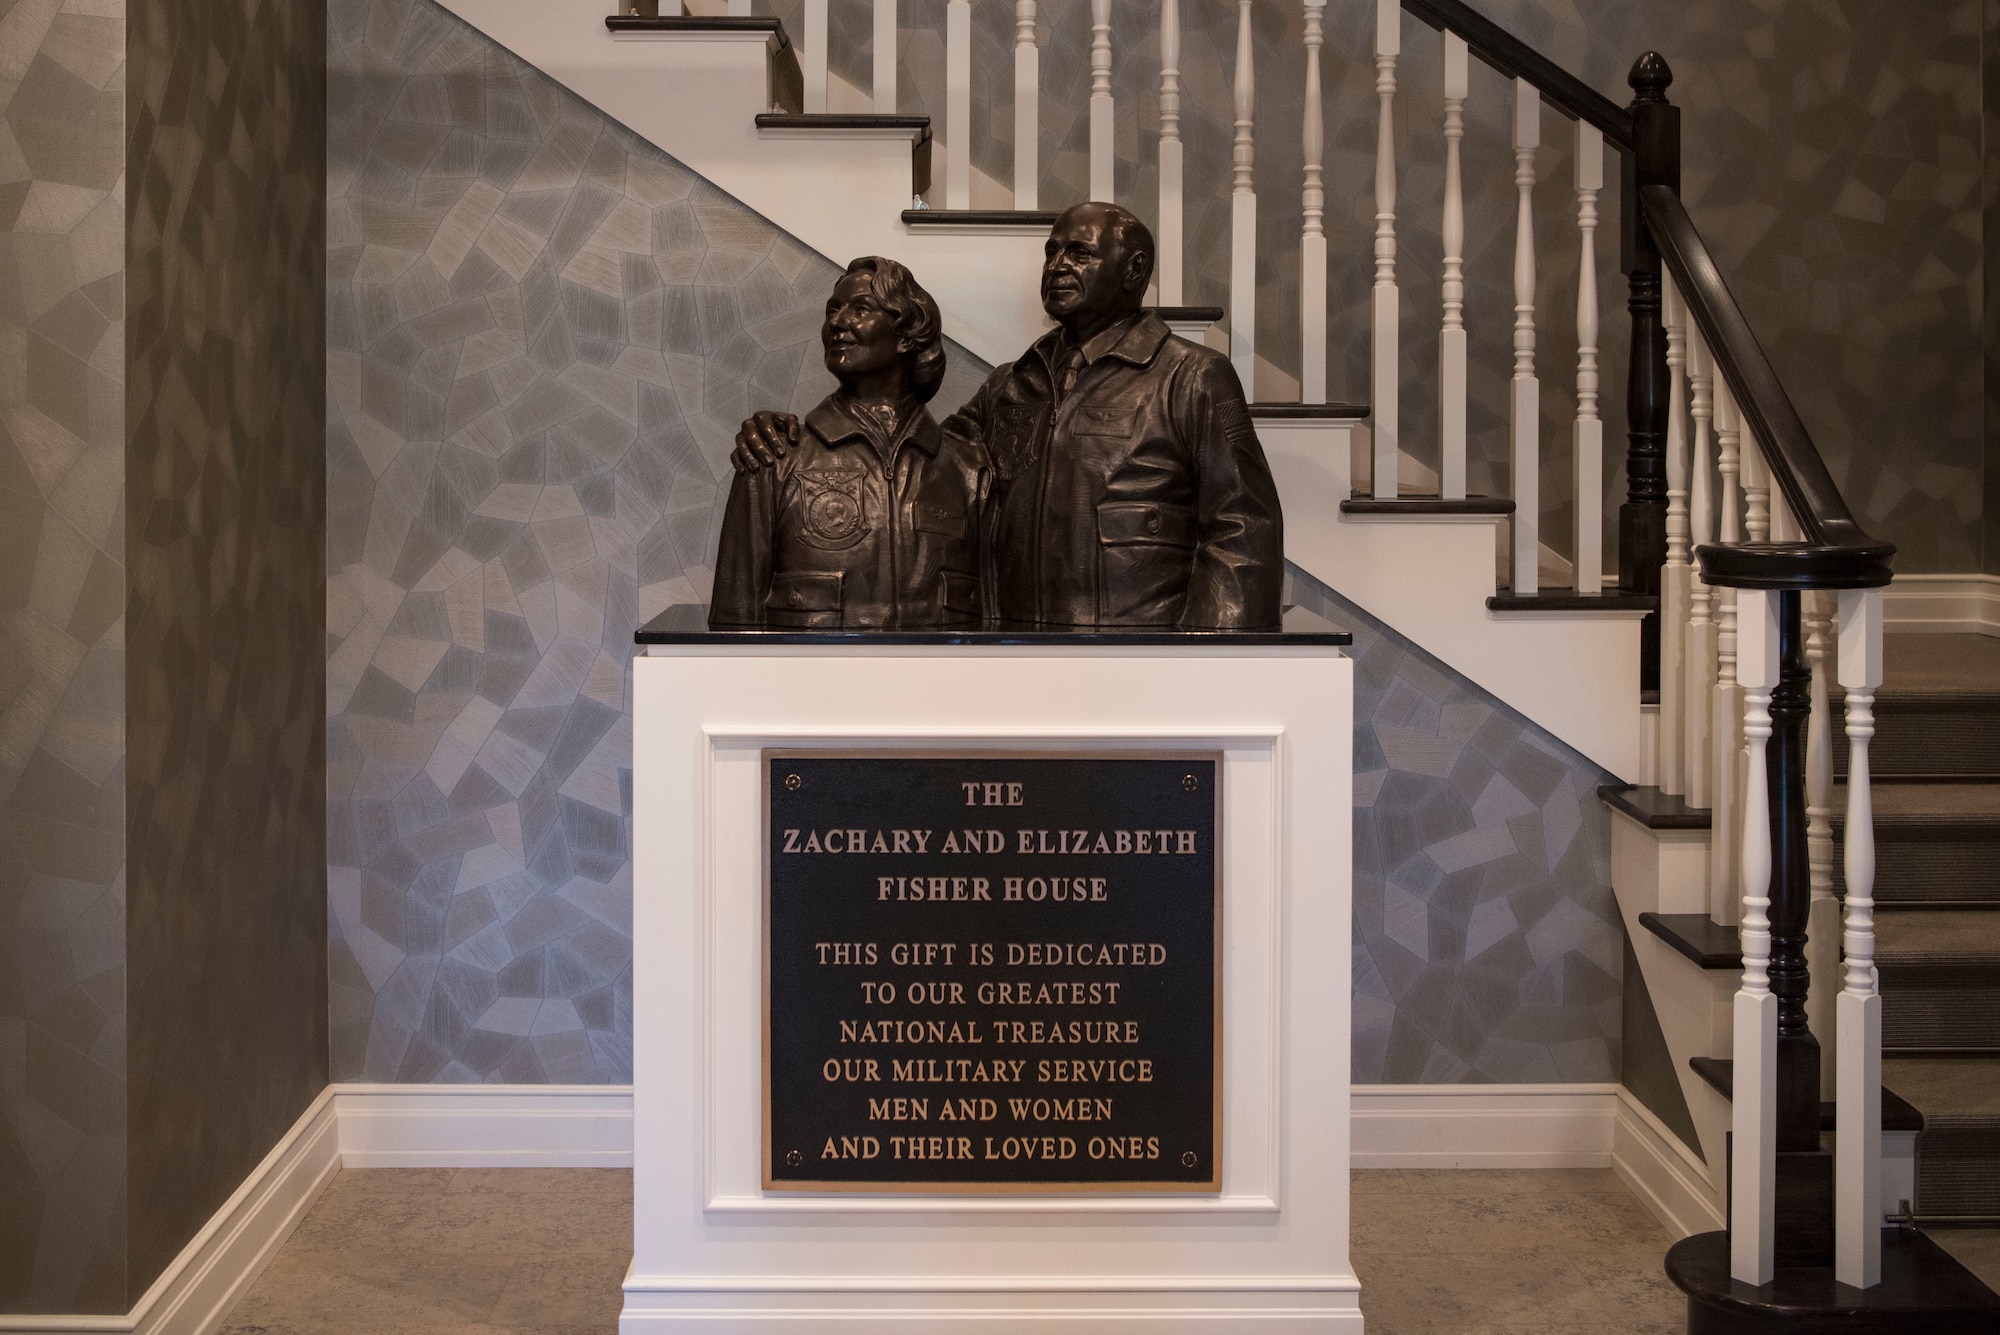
[732,411,801,473]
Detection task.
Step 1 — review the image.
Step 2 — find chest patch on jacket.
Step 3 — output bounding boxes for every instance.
[798,472,869,549]
[991,403,1043,478]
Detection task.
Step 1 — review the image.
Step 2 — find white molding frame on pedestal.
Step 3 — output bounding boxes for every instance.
[629,644,1359,1330]
[699,727,1286,1219]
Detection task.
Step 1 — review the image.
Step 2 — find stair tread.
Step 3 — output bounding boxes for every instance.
[1639,912,1740,968]
[1487,587,1659,613]
[1600,783,1713,830]
[1879,634,2000,699]
[1689,1056,1925,1131]
[1876,909,2000,965]
[1882,1056,2000,1127]
[1837,783,2000,820]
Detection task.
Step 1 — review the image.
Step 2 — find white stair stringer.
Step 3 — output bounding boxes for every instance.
[1607,807,1732,1229]
[1263,419,1644,777]
[433,0,1052,367]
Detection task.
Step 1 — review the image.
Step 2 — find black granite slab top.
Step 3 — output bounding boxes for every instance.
[634,603,1351,648]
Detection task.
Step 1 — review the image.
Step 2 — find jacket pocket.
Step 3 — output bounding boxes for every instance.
[913,502,966,537]
[1096,501,1197,549]
[941,569,980,620]
[1072,405,1129,437]
[766,570,844,629]
[1095,501,1195,626]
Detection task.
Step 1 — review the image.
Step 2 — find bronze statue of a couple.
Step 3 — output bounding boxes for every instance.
[709,202,1284,633]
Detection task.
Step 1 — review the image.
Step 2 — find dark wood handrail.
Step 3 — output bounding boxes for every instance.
[1402,0,1633,151]
[1640,185,1894,588]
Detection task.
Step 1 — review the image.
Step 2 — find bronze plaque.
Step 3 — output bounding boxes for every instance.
[763,750,1222,1192]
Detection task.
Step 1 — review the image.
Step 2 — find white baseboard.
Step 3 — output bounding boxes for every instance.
[1883,573,2000,635]
[0,1087,341,1335]
[1610,1087,1722,1239]
[335,1082,634,1168]
[1351,1083,1619,1168]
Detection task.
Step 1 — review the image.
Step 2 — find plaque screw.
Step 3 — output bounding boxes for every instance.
[785,774,802,791]
[1182,774,1198,791]
[786,1148,803,1167]
[1181,1150,1198,1169]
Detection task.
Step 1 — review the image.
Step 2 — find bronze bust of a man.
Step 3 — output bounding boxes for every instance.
[709,257,989,630]
[734,203,1284,631]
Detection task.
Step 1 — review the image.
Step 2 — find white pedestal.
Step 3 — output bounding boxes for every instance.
[627,640,1358,1330]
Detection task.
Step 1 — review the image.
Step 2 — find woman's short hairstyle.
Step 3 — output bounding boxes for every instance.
[843,256,947,403]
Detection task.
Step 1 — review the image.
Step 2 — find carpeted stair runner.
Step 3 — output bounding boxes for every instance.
[1851,634,2000,1224]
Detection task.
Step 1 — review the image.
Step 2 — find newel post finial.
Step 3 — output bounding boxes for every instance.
[1628,51,1674,104]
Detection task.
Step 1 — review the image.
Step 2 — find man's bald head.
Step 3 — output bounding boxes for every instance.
[1041,202,1157,341]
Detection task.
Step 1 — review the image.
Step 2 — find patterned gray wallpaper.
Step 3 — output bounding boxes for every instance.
[0,0,130,1315]
[1286,569,1620,1084]
[791,0,1985,574]
[123,0,328,1298]
[324,0,989,1083]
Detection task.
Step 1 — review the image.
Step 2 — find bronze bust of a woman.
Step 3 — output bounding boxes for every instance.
[709,257,990,630]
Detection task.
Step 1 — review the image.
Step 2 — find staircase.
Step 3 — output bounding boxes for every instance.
[1632,632,2000,1228]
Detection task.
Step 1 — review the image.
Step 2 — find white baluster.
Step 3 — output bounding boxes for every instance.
[1510,80,1540,594]
[873,0,897,113]
[945,0,970,208]
[802,0,828,114]
[1806,588,1839,1102]
[1659,276,1688,794]
[1014,1,1038,209]
[1574,120,1604,597]
[1157,0,1183,303]
[1744,433,1771,543]
[1087,0,1113,200]
[1300,0,1327,404]
[1710,377,1744,924]
[1230,0,1256,393]
[1835,585,1884,1289]
[1685,325,1715,808]
[1439,32,1467,499]
[1371,0,1399,497]
[1733,586,1780,1287]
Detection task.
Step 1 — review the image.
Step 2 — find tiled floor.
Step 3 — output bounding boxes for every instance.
[222,1166,1684,1332]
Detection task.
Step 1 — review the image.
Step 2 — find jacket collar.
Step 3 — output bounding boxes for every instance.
[1035,310,1171,378]
[806,393,941,458]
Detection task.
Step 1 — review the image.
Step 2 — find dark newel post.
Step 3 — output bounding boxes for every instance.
[1622,54,1678,692]
[1767,590,1820,1153]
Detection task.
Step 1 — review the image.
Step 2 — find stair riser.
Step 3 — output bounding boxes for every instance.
[1916,1128,2000,1218]
[1882,972,2000,1051]
[1833,705,2000,779]
[1835,833,2000,903]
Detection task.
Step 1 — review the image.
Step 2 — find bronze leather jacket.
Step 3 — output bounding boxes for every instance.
[710,395,991,629]
[944,312,1284,629]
